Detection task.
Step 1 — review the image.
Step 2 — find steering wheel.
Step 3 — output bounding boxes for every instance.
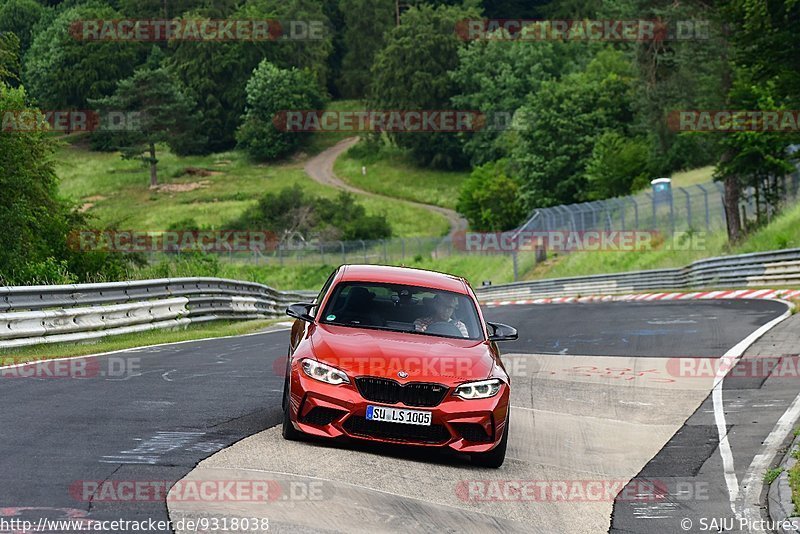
[425,321,463,337]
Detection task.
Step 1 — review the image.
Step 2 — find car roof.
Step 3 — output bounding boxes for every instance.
[338,264,469,294]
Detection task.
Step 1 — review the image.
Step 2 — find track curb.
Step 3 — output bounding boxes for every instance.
[482,288,800,307]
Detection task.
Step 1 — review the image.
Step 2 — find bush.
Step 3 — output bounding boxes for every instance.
[585,132,651,200]
[236,61,326,161]
[229,185,391,241]
[456,160,526,231]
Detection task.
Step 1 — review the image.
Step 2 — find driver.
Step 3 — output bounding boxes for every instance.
[414,293,468,337]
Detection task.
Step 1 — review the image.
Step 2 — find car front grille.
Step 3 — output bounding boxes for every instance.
[343,416,450,444]
[355,377,449,407]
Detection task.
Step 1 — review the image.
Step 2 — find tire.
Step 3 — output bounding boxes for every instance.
[471,410,509,468]
[281,373,303,441]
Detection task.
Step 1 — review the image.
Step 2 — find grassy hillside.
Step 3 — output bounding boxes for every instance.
[56,139,448,237]
[334,144,469,209]
[525,199,800,281]
[669,166,715,188]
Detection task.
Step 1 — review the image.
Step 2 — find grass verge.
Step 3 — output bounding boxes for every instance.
[334,144,468,210]
[790,442,800,515]
[0,319,283,363]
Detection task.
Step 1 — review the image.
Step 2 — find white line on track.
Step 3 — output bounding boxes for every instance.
[711,305,792,515]
[737,377,800,523]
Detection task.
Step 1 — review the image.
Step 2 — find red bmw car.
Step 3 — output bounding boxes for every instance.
[281,264,517,467]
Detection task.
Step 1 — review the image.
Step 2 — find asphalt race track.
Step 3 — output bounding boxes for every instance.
[0,299,791,533]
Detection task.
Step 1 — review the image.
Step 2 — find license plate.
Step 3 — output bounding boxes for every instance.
[365,405,432,426]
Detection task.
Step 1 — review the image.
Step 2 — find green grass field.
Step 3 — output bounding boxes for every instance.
[56,139,448,237]
[669,166,715,188]
[334,144,469,209]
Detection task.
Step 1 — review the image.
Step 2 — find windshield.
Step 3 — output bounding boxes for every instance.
[320,282,483,340]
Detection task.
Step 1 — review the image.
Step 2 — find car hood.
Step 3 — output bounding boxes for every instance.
[310,324,494,383]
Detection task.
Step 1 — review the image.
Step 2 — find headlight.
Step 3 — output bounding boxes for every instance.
[453,379,502,399]
[301,358,349,385]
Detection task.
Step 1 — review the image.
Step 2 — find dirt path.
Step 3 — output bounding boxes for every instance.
[303,137,467,239]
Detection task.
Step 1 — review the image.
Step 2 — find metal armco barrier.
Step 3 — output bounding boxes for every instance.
[474,248,800,302]
[0,278,314,349]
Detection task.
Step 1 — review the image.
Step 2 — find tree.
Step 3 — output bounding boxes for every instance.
[509,49,637,209]
[369,3,479,169]
[729,0,800,108]
[0,0,44,55]
[0,82,67,283]
[337,0,394,98]
[718,0,800,241]
[584,132,651,200]
[450,25,585,165]
[457,160,525,231]
[714,81,797,236]
[0,81,132,284]
[90,49,200,188]
[0,32,20,84]
[166,0,332,153]
[117,0,213,18]
[237,60,325,161]
[23,4,144,109]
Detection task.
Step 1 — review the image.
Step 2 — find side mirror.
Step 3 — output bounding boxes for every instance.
[487,322,518,342]
[286,302,315,323]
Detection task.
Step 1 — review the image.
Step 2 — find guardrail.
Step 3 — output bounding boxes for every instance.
[0,278,315,349]
[474,248,800,302]
[5,248,800,348]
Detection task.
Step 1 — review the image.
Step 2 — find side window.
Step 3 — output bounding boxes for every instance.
[311,269,337,317]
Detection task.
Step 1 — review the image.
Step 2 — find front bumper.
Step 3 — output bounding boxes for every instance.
[287,366,510,453]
